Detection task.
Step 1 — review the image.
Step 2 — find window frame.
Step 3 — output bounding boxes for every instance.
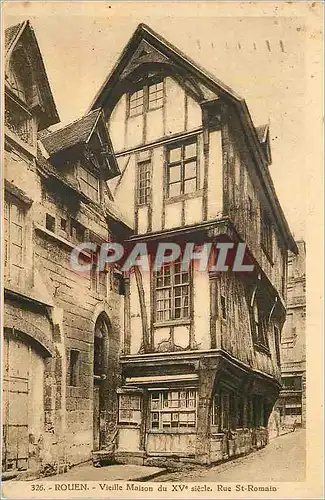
[166,138,199,198]
[154,260,191,324]
[90,249,108,297]
[261,210,273,261]
[45,213,56,232]
[78,164,100,202]
[4,196,26,283]
[274,325,281,365]
[68,349,80,387]
[5,92,35,148]
[149,389,197,432]
[136,158,152,206]
[70,218,86,244]
[281,376,302,391]
[118,393,142,425]
[220,294,227,321]
[250,295,270,352]
[128,79,165,118]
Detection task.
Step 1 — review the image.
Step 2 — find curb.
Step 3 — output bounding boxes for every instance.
[132,469,169,482]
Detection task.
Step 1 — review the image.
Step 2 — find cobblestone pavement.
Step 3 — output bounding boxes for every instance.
[151,429,306,482]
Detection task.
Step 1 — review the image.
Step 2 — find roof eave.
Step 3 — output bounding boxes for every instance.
[27,25,60,128]
[89,23,296,253]
[85,109,121,179]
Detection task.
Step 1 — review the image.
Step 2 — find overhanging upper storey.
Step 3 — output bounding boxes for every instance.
[88,24,296,256]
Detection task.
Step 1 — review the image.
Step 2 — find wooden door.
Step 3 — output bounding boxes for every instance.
[2,337,29,471]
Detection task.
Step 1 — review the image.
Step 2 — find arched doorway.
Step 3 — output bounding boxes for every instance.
[2,329,46,472]
[93,313,110,452]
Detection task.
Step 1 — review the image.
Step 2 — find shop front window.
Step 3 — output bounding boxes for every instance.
[150,390,197,431]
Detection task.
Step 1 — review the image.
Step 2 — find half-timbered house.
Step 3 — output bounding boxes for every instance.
[89,24,298,465]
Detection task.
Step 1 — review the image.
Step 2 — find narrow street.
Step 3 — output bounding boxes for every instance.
[152,429,306,483]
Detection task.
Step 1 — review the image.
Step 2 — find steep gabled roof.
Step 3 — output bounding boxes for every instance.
[41,109,102,156]
[89,23,242,111]
[88,23,297,254]
[5,20,59,129]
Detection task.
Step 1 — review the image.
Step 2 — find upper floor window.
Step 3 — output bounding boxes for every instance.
[78,165,99,202]
[220,294,227,320]
[128,80,164,117]
[5,49,35,149]
[6,48,32,104]
[248,196,253,220]
[5,94,34,146]
[261,211,273,259]
[155,260,190,323]
[281,376,302,391]
[4,198,25,283]
[167,139,198,197]
[70,219,86,244]
[148,81,164,110]
[137,159,151,205]
[250,295,269,350]
[94,314,109,377]
[129,88,144,116]
[90,249,108,297]
[274,326,281,366]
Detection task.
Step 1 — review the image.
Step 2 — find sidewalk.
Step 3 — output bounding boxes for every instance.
[41,463,166,482]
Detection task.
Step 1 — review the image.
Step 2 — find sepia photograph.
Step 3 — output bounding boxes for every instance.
[1,1,323,499]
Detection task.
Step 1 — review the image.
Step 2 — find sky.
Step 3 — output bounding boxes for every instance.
[4,1,319,241]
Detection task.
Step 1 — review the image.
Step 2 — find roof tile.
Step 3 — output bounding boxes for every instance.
[42,109,101,156]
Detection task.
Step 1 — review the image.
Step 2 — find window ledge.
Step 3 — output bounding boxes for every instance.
[118,423,141,428]
[34,222,91,258]
[254,342,271,356]
[5,127,36,158]
[148,430,196,435]
[165,189,203,204]
[153,319,191,328]
[5,179,33,206]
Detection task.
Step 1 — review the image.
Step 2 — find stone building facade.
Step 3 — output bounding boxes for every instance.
[3,21,130,474]
[278,240,306,428]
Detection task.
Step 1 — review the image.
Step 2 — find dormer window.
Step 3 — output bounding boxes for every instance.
[261,210,273,260]
[129,89,144,116]
[6,48,32,104]
[78,165,99,202]
[5,48,35,148]
[128,79,164,117]
[148,81,164,110]
[249,293,269,352]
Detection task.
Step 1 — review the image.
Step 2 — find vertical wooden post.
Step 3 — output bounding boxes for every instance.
[195,359,220,464]
[202,108,210,221]
[123,275,131,354]
[209,272,217,349]
[134,266,150,352]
